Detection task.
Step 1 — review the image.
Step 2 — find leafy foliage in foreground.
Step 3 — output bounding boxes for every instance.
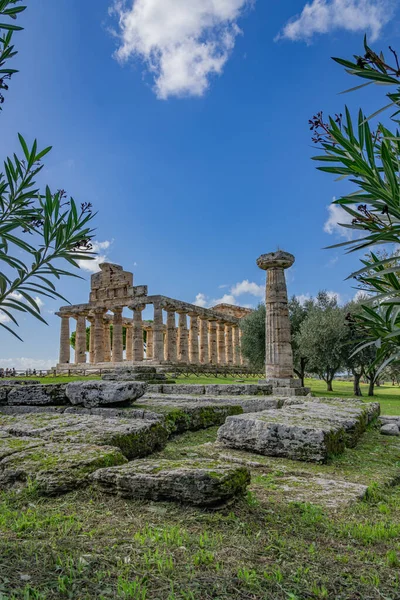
[0,1,96,339]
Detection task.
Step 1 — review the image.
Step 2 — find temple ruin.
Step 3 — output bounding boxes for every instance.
[55,263,252,371]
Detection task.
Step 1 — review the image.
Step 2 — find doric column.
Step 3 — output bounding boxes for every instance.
[233,325,240,366]
[188,314,199,364]
[199,317,209,364]
[177,312,189,363]
[88,317,95,364]
[257,251,295,379]
[112,308,123,363]
[146,328,154,359]
[153,304,164,363]
[132,305,145,362]
[126,325,133,361]
[75,314,87,364]
[94,309,106,363]
[165,311,177,362]
[104,321,111,362]
[217,321,226,365]
[225,324,234,366]
[208,320,217,364]
[58,313,70,364]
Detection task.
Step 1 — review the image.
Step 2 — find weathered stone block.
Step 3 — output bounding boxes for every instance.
[66,381,146,408]
[0,435,45,460]
[7,384,68,406]
[0,442,126,495]
[381,423,400,436]
[161,384,205,395]
[91,459,250,506]
[217,409,346,463]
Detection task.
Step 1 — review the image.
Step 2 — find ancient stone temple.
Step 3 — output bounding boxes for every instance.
[56,263,252,371]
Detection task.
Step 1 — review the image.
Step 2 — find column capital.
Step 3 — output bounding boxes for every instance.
[256,250,295,271]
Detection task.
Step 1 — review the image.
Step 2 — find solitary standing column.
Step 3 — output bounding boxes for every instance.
[153,304,165,363]
[146,327,154,359]
[132,305,145,362]
[177,312,189,363]
[165,311,177,362]
[58,313,71,364]
[94,309,106,363]
[257,251,295,380]
[188,314,199,364]
[217,321,226,365]
[199,317,209,364]
[75,314,87,364]
[225,324,234,365]
[208,320,217,364]
[233,325,241,366]
[104,321,111,362]
[126,325,133,361]
[112,308,124,363]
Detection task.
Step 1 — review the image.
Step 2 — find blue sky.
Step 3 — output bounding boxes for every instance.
[1,0,399,369]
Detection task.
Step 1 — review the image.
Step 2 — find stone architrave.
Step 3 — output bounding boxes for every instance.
[188,314,199,364]
[133,306,145,362]
[225,324,234,366]
[126,325,133,361]
[217,322,226,365]
[104,321,111,362]
[75,314,87,364]
[112,308,124,363]
[257,251,295,380]
[208,320,217,365]
[165,311,177,362]
[152,304,164,363]
[58,314,71,364]
[94,309,106,364]
[177,312,189,363]
[199,318,209,364]
[233,325,240,366]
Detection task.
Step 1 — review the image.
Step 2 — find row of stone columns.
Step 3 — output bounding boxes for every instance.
[58,306,244,366]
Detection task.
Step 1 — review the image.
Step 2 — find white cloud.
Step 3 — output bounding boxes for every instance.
[211,294,237,306]
[0,357,56,371]
[277,0,392,42]
[110,0,252,99]
[0,311,11,324]
[353,289,371,303]
[194,293,208,307]
[231,279,264,298]
[77,240,113,273]
[326,290,342,304]
[0,293,45,324]
[296,294,312,306]
[324,203,354,239]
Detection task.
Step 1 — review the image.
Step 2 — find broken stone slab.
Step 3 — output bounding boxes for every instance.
[0,413,168,460]
[0,434,45,460]
[217,409,346,463]
[161,384,205,395]
[0,442,127,495]
[66,381,146,408]
[64,406,162,421]
[141,393,283,415]
[0,380,40,386]
[0,406,66,415]
[379,415,400,426]
[381,423,400,436]
[91,459,250,506]
[6,384,68,406]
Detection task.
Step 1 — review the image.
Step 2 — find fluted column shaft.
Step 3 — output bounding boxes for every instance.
[165,311,177,362]
[209,321,217,364]
[217,322,226,365]
[104,322,111,362]
[94,310,105,363]
[126,326,133,361]
[189,315,199,364]
[265,267,293,379]
[75,315,87,364]
[225,324,234,365]
[59,315,70,364]
[153,305,164,363]
[177,313,189,363]
[233,325,240,366]
[132,307,144,362]
[146,328,154,359]
[112,308,123,363]
[199,318,209,364]
[88,318,95,364]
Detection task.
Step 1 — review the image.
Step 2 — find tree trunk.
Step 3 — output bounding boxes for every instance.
[327,379,333,392]
[353,372,362,396]
[368,379,375,397]
[294,357,307,388]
